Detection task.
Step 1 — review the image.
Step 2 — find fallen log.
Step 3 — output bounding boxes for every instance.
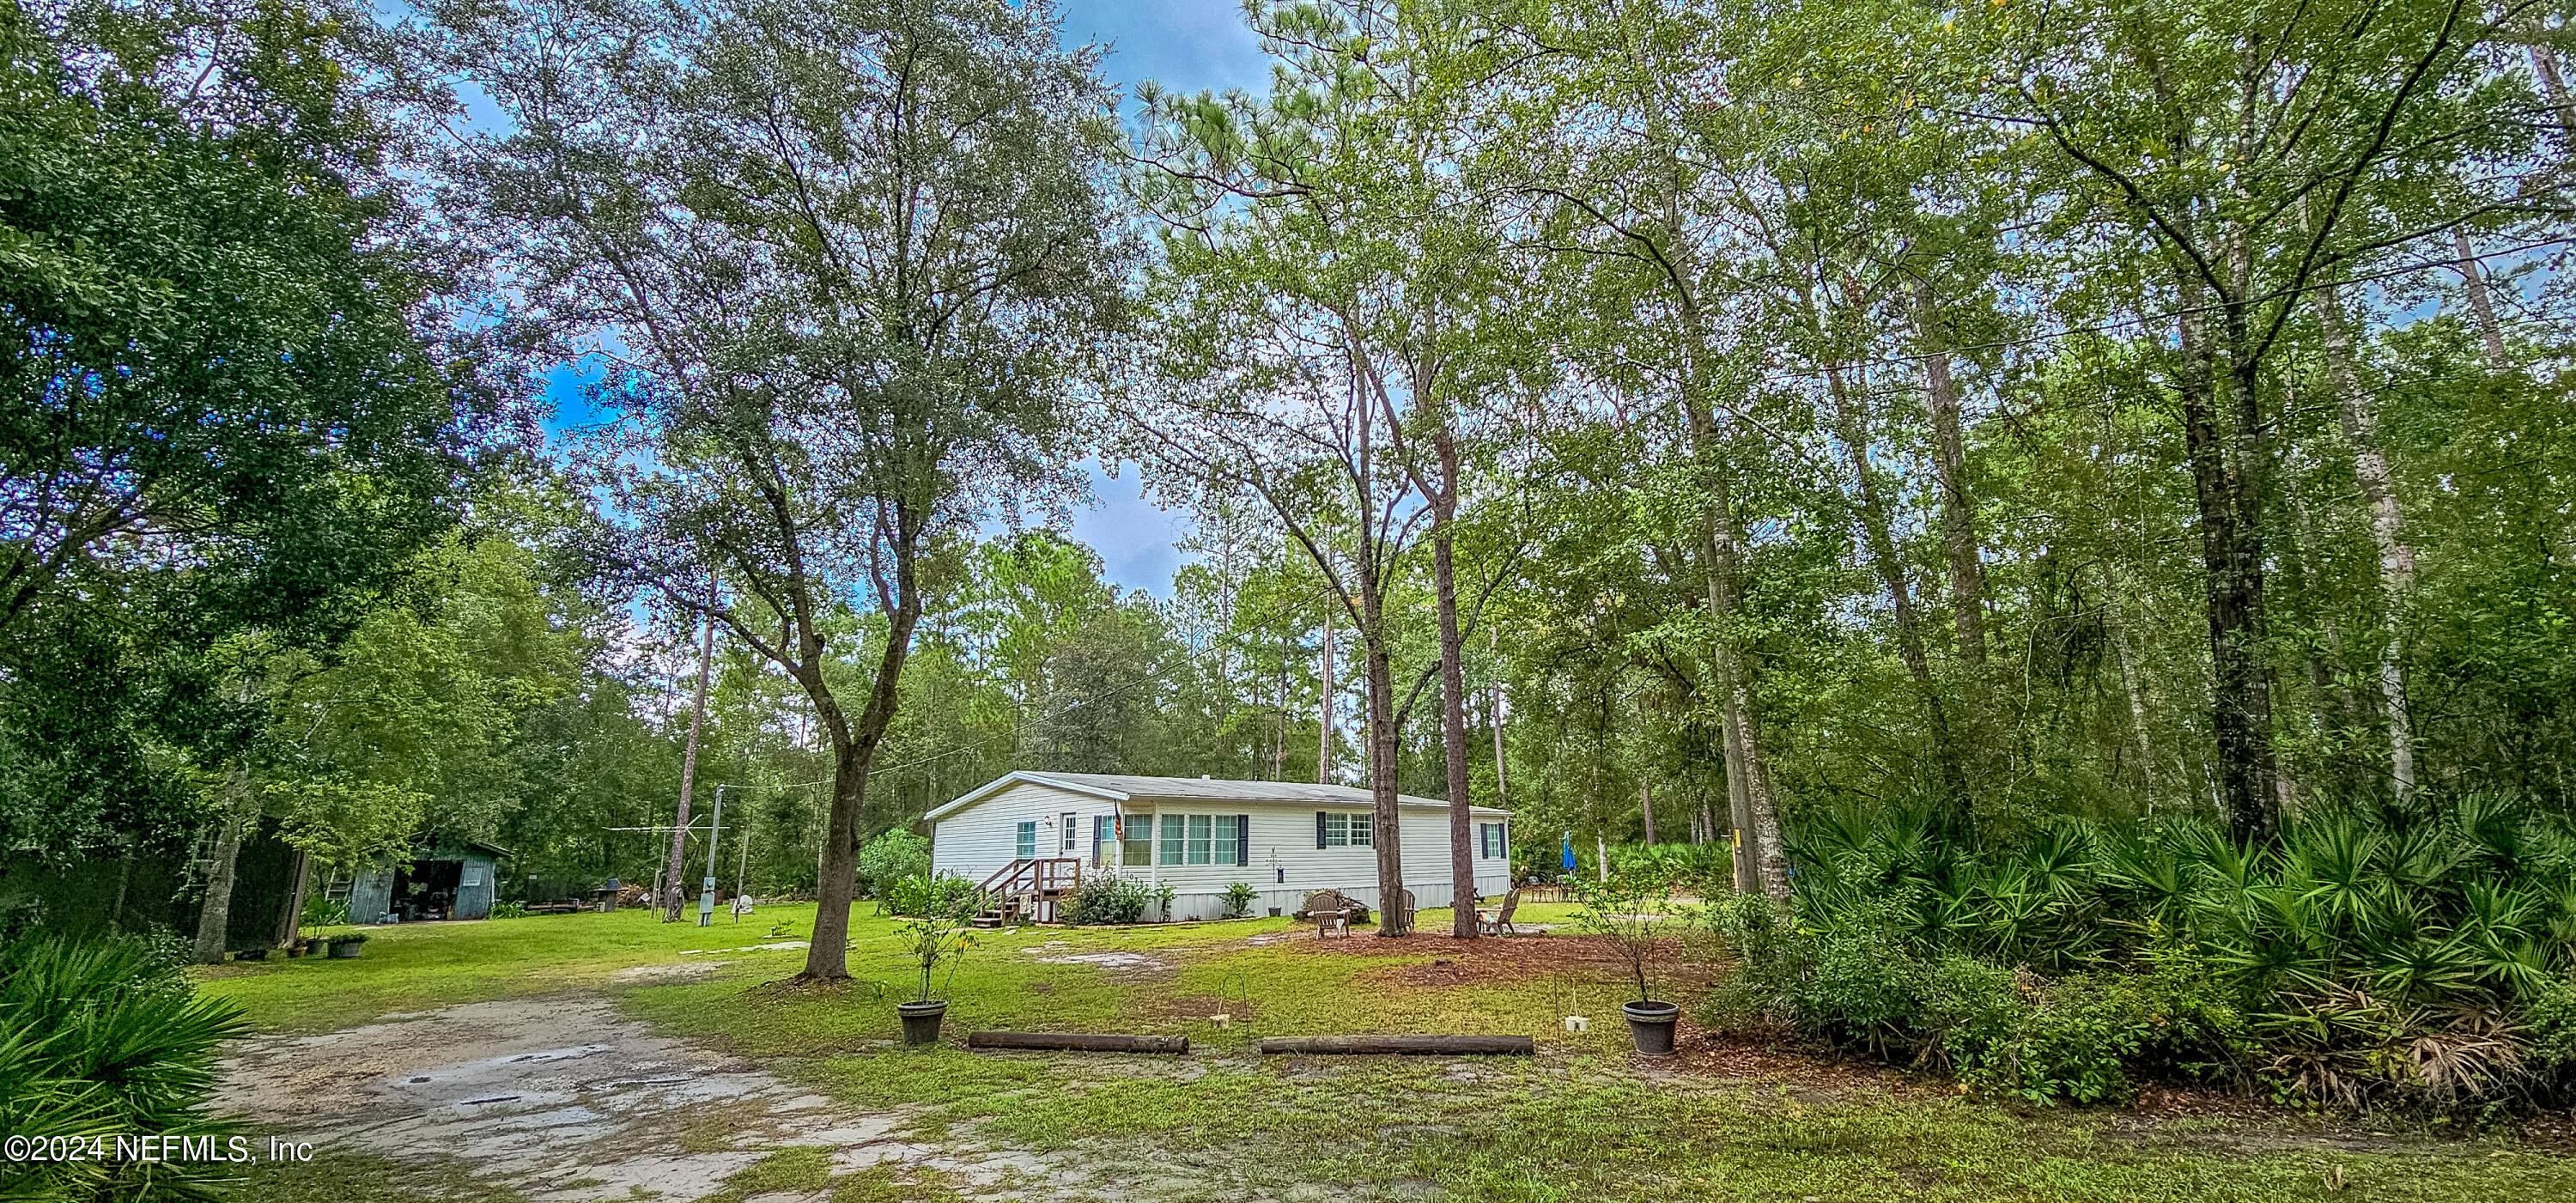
[1258,1035,1534,1056]
[966,1030,1190,1054]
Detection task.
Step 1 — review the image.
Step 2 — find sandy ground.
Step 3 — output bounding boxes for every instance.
[212,987,1205,1202]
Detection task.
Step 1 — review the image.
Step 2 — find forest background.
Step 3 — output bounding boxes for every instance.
[4,0,2572,959]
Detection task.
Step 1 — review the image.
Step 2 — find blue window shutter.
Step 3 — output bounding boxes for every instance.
[1315,811,1327,849]
[1237,815,1251,866]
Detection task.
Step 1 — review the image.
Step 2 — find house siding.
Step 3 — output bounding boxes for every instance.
[930,777,1510,922]
[929,781,1125,885]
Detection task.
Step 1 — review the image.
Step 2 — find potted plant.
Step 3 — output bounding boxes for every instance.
[325,933,368,959]
[1573,862,1690,1056]
[896,894,980,1045]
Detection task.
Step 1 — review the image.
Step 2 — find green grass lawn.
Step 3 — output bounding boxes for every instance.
[204,905,2576,1203]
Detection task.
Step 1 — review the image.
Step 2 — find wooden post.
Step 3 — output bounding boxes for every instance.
[967,1031,1190,1054]
[1259,1035,1534,1055]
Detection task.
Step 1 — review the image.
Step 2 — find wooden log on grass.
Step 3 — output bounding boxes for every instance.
[1258,1035,1534,1056]
[966,1031,1190,1054]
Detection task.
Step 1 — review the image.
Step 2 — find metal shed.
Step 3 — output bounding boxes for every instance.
[347,838,510,924]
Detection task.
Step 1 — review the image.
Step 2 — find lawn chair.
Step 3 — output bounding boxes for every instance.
[1476,887,1522,937]
[1303,890,1352,939]
[1389,888,1416,932]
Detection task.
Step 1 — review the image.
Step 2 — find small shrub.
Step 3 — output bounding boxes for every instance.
[2527,980,2576,1078]
[489,901,528,920]
[1573,862,1692,1004]
[858,829,933,899]
[1062,873,1153,926]
[303,899,349,929]
[1219,881,1259,920]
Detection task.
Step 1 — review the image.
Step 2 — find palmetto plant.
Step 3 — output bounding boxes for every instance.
[1780,790,2576,1105]
[0,933,246,1200]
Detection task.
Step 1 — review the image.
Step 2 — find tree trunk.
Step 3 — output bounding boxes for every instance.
[1706,475,1790,901]
[2526,27,2576,137]
[662,606,716,921]
[2318,283,2420,802]
[1911,283,1988,669]
[1361,625,1408,937]
[1490,629,1510,812]
[275,847,313,947]
[1639,782,1656,845]
[1824,363,1971,833]
[2451,229,2512,374]
[191,768,252,964]
[2178,294,2281,844]
[801,539,925,980]
[1317,615,1335,783]
[1433,517,1478,938]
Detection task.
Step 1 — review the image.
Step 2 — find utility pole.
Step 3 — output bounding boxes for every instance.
[734,808,754,922]
[698,785,727,926]
[662,580,717,921]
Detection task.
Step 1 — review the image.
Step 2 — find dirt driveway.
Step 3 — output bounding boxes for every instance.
[214,991,1137,1202]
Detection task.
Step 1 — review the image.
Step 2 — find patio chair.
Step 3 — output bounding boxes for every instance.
[1476,887,1522,937]
[1303,890,1352,939]
[1390,888,1416,932]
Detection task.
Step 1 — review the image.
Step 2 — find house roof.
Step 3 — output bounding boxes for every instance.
[926,771,1512,823]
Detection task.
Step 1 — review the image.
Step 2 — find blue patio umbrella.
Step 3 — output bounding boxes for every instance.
[1561,833,1577,872]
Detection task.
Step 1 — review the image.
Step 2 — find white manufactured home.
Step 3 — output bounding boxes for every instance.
[926,772,1513,922]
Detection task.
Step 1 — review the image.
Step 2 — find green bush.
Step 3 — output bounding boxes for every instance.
[0,933,246,1200]
[489,901,528,920]
[1219,881,1259,920]
[302,899,349,928]
[858,829,933,899]
[1608,841,1734,898]
[884,873,982,920]
[1062,873,1153,925]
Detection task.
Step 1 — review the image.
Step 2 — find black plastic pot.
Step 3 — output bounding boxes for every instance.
[325,936,366,959]
[1621,999,1680,1056]
[897,999,949,1046]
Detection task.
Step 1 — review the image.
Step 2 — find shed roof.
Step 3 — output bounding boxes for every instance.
[926,771,1511,823]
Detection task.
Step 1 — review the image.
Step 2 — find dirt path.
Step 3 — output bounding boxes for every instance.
[213,991,1125,1202]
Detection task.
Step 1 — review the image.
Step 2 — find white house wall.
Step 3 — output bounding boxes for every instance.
[928,780,1510,922]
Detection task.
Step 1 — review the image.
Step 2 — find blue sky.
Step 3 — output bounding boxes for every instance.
[543,2,1269,597]
[1055,1,1267,595]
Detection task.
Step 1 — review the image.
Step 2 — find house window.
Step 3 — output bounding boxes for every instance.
[1317,812,1374,848]
[1478,823,1508,859]
[1186,814,1212,864]
[1093,815,1115,860]
[1159,814,1185,865]
[1121,816,1152,866]
[1016,821,1036,860]
[1061,811,1078,853]
[1214,816,1241,865]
